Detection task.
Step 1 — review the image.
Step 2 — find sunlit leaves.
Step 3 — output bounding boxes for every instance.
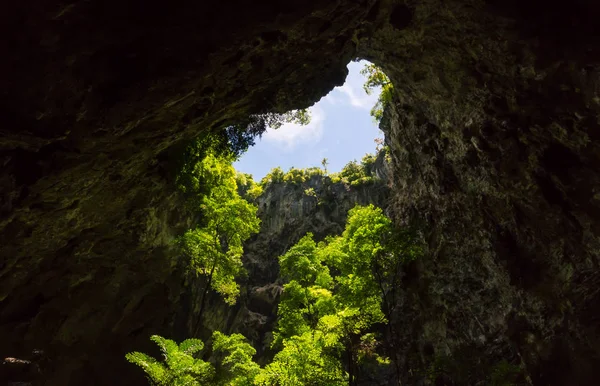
[329,156,379,186]
[255,332,347,386]
[126,335,214,386]
[130,201,421,386]
[269,204,422,383]
[360,63,393,122]
[127,333,261,386]
[260,166,324,187]
[212,332,260,386]
[278,233,332,287]
[178,153,260,306]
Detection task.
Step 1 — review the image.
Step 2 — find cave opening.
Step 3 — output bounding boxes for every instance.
[233,60,388,181]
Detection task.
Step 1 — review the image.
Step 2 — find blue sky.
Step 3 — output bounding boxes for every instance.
[234,60,383,180]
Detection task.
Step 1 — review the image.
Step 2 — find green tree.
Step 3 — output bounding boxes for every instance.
[256,331,347,386]
[272,205,421,385]
[212,331,261,385]
[274,234,334,346]
[282,167,307,184]
[226,109,311,155]
[131,204,420,386]
[176,110,311,197]
[278,233,331,287]
[236,172,263,200]
[178,153,260,333]
[321,158,329,174]
[340,205,421,382]
[260,167,285,186]
[360,63,393,122]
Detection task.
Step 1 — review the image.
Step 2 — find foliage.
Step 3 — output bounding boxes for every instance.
[212,331,261,385]
[130,204,422,386]
[176,110,310,197]
[227,110,311,154]
[304,187,317,198]
[259,150,387,189]
[330,155,378,187]
[179,153,260,305]
[269,109,311,128]
[278,233,332,287]
[282,167,307,184]
[360,153,376,170]
[260,166,324,187]
[321,158,329,174]
[260,167,285,185]
[269,205,421,384]
[236,172,263,200]
[127,333,260,386]
[256,331,347,386]
[360,63,393,122]
[126,335,214,386]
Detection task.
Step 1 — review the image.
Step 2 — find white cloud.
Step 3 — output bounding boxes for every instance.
[263,105,325,150]
[338,84,370,109]
[323,93,339,105]
[334,70,380,110]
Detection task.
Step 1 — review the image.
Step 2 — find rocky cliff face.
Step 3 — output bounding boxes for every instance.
[199,166,391,362]
[2,0,600,384]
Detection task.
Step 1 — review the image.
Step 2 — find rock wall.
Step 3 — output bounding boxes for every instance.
[359,0,600,383]
[0,1,378,384]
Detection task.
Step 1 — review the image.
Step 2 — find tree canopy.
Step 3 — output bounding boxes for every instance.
[360,63,393,122]
[179,153,260,306]
[128,203,422,385]
[264,204,422,385]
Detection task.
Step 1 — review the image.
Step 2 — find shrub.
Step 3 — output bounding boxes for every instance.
[361,63,393,122]
[283,167,307,184]
[260,167,285,186]
[304,187,317,197]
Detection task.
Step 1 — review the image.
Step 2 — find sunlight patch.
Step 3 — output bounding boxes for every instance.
[263,105,325,150]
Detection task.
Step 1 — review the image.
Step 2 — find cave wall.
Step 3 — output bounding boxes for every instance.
[0,1,377,384]
[358,0,600,383]
[2,0,600,384]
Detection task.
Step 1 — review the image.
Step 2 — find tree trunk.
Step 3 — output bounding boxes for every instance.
[192,258,217,336]
[347,347,355,386]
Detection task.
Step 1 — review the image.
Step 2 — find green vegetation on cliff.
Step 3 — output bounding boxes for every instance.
[262,204,417,385]
[128,194,422,384]
[176,111,309,199]
[128,94,410,384]
[360,63,393,122]
[259,152,383,189]
[178,152,260,327]
[126,332,259,386]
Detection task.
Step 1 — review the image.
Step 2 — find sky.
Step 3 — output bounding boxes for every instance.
[234,60,383,180]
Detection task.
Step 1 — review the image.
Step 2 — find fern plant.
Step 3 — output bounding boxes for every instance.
[125,335,214,386]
